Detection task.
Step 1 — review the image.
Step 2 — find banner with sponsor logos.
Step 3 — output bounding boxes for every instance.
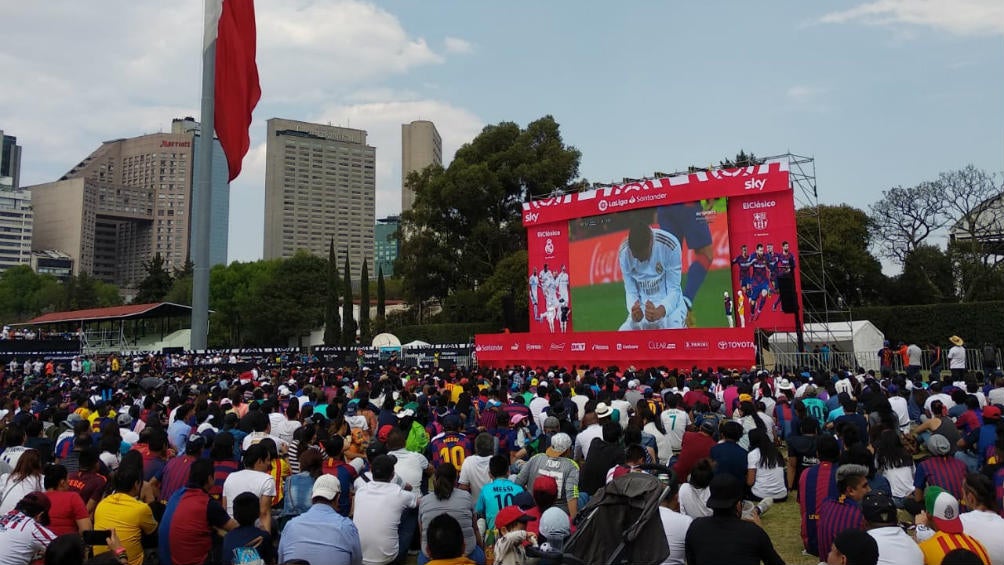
[524,160,798,334]
[474,328,755,368]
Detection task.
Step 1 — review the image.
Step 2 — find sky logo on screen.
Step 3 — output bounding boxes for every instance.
[525,212,540,223]
[570,342,586,352]
[743,179,767,191]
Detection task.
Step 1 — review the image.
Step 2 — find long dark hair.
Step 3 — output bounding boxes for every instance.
[874,429,912,470]
[636,400,665,434]
[748,429,784,469]
[433,461,457,500]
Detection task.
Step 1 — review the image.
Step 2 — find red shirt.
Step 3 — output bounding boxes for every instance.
[45,490,88,536]
[674,431,716,481]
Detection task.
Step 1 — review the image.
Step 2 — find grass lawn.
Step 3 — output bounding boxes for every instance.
[760,496,818,565]
[570,269,733,331]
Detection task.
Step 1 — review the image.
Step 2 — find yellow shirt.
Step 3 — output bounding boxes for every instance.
[93,493,158,565]
[918,531,990,565]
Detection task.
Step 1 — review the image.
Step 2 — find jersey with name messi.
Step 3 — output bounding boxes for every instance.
[429,432,473,472]
[619,228,683,314]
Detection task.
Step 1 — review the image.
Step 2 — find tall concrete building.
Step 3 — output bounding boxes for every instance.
[0,130,22,189]
[0,187,33,272]
[263,118,375,279]
[27,120,230,287]
[400,120,442,213]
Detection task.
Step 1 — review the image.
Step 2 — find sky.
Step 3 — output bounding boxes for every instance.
[1,0,1002,266]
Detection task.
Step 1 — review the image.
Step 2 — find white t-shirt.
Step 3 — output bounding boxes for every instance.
[387,448,428,490]
[660,409,689,452]
[960,510,1004,565]
[879,465,915,499]
[988,387,1004,407]
[529,396,550,431]
[746,448,787,500]
[948,345,966,369]
[574,425,603,461]
[644,422,672,466]
[907,344,923,367]
[242,431,288,453]
[458,454,492,507]
[611,399,633,429]
[0,510,56,565]
[677,484,712,519]
[0,475,42,515]
[570,396,589,421]
[658,506,692,565]
[275,419,302,447]
[222,469,277,516]
[888,396,911,431]
[353,481,418,565]
[866,526,924,565]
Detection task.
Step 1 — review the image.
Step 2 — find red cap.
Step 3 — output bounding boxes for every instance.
[983,406,1001,420]
[377,424,394,443]
[495,505,534,529]
[532,475,558,497]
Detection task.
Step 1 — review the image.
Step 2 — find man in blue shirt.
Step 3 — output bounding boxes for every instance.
[710,421,748,484]
[278,474,363,565]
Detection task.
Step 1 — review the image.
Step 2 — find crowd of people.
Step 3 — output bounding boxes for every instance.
[0,344,999,565]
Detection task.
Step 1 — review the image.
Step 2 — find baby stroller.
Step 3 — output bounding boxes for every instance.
[530,464,672,565]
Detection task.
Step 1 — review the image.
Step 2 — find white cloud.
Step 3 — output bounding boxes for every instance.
[0,0,483,263]
[786,85,825,102]
[820,0,1004,36]
[443,37,474,54]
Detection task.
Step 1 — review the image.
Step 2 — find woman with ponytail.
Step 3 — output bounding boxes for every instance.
[417,463,485,565]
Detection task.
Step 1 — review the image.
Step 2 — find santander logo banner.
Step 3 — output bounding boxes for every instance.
[522,162,790,227]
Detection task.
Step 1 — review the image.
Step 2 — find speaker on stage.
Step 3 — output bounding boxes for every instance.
[777,275,798,313]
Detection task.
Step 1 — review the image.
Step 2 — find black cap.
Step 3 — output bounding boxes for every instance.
[832,529,879,565]
[706,474,743,509]
[862,492,897,525]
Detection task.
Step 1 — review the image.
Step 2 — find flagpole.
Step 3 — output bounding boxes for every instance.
[191,0,218,352]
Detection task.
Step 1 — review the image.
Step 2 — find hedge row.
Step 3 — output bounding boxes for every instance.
[392,322,499,344]
[833,301,1004,346]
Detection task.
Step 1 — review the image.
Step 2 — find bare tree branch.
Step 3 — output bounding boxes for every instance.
[868,182,948,263]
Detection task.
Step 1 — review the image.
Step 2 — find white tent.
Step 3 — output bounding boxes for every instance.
[402,339,432,348]
[768,320,885,370]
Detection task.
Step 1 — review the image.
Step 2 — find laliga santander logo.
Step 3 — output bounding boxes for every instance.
[597,200,609,212]
[544,238,555,255]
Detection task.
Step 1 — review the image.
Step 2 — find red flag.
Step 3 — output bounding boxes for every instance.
[214,0,261,182]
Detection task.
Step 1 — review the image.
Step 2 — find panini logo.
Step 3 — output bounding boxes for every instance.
[685,341,710,350]
[570,342,586,352]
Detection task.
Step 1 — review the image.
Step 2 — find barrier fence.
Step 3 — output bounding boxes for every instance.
[771,348,1001,375]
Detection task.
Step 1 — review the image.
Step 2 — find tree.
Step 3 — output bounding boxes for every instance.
[948,239,1004,303]
[242,252,326,346]
[374,265,386,335]
[163,276,193,306]
[719,150,765,169]
[868,183,947,264]
[397,116,581,307]
[323,238,341,346]
[887,244,955,305]
[481,250,530,331]
[209,260,278,346]
[797,204,887,309]
[341,253,354,345]
[359,259,370,343]
[134,253,173,304]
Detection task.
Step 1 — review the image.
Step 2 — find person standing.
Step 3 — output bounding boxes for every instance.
[529,269,540,322]
[906,343,924,380]
[948,336,967,383]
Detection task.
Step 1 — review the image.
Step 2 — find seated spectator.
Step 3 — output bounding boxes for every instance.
[223,492,274,565]
[684,474,784,565]
[418,464,483,565]
[222,444,275,534]
[44,531,129,565]
[0,449,43,515]
[158,458,238,565]
[826,528,879,565]
[353,454,419,565]
[42,464,90,537]
[425,513,473,565]
[92,465,157,565]
[278,474,362,565]
[0,492,56,565]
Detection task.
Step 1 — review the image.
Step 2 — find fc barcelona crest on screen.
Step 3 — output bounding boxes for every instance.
[752,212,768,231]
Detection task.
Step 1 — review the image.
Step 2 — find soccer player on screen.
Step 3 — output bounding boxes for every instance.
[749,244,771,320]
[618,222,687,330]
[556,265,570,304]
[529,268,540,321]
[724,291,734,327]
[657,202,714,310]
[772,241,796,311]
[732,244,754,289]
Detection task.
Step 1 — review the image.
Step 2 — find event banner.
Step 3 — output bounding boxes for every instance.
[726,190,801,332]
[474,328,756,368]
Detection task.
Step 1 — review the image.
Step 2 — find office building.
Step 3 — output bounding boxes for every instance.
[263,118,375,279]
[374,216,400,277]
[27,120,230,287]
[31,250,73,280]
[400,120,441,213]
[171,117,230,267]
[1,130,22,189]
[0,187,33,272]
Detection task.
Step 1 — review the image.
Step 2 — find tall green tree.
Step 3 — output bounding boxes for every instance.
[359,259,370,343]
[134,253,174,304]
[323,238,341,346]
[243,252,326,345]
[208,260,277,346]
[341,253,354,345]
[396,115,581,308]
[374,265,386,335]
[796,204,887,310]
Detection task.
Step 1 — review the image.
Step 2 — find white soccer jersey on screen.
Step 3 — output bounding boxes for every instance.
[529,274,539,304]
[618,228,686,330]
[556,271,570,303]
